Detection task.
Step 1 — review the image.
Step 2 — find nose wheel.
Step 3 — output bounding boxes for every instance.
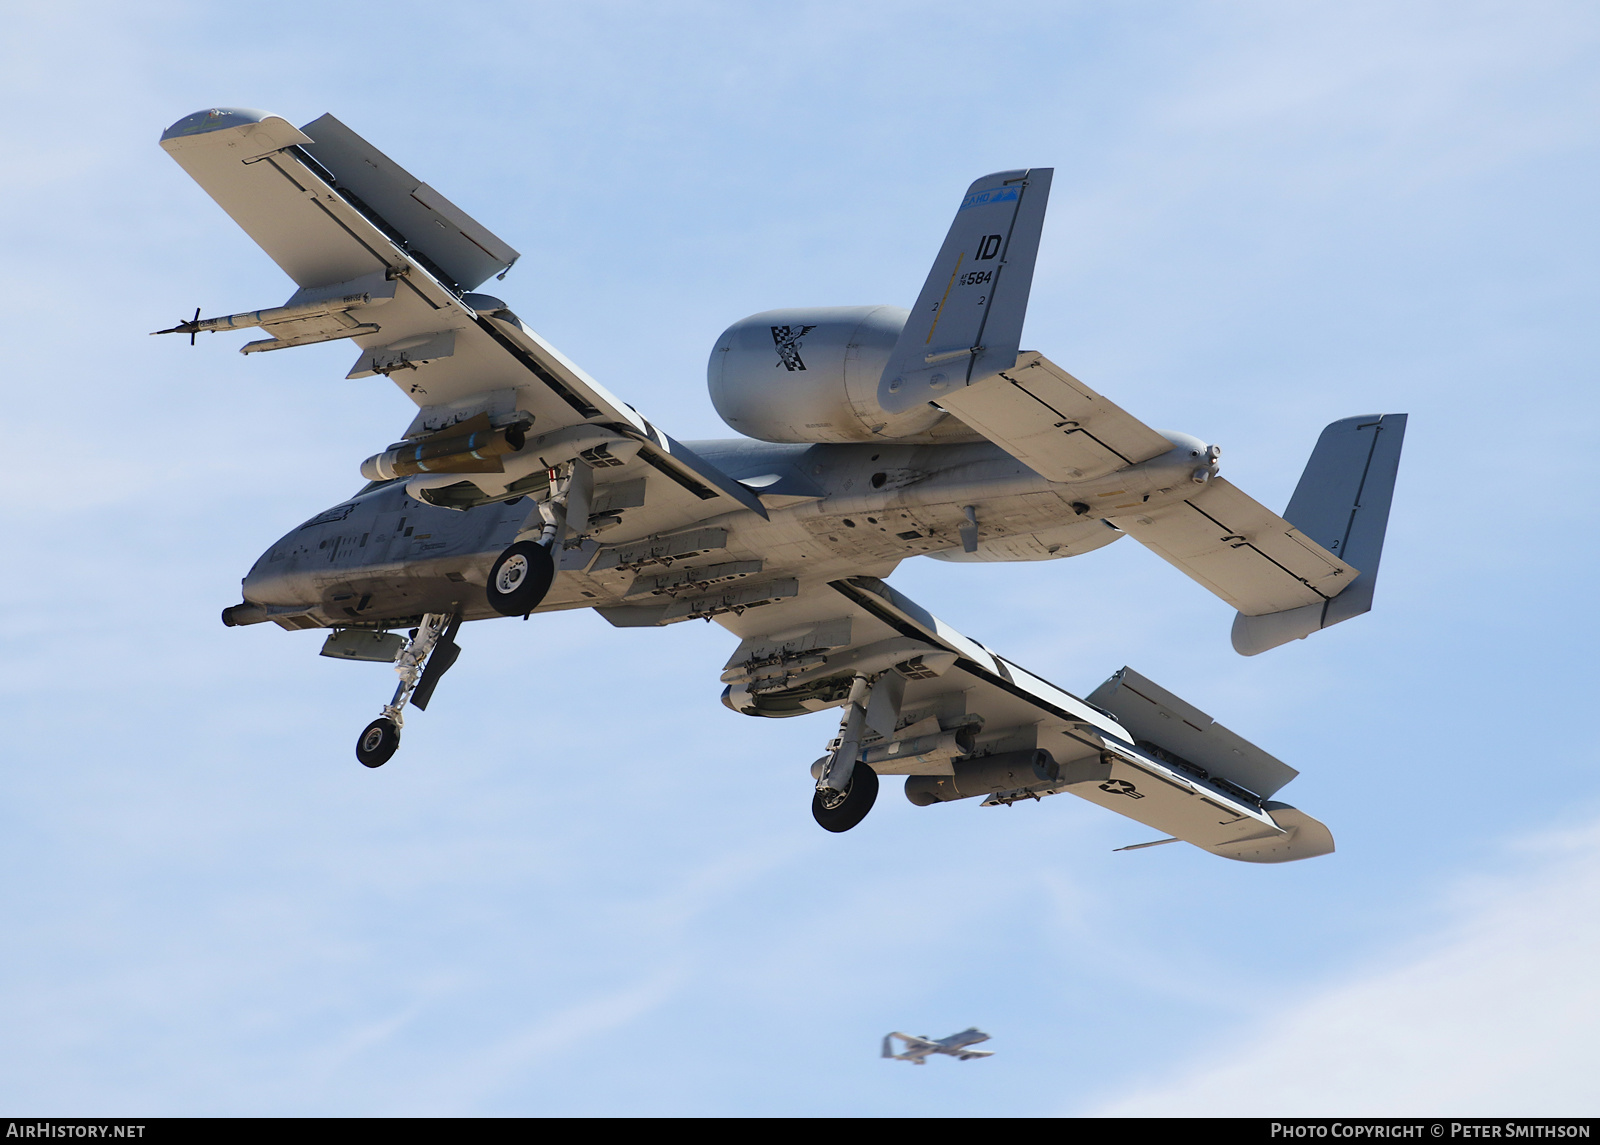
[356,718,400,767]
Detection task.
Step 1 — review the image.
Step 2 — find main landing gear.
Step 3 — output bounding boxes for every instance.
[811,673,881,832]
[486,541,555,616]
[813,762,879,832]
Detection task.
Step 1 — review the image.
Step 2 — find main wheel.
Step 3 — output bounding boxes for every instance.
[356,718,400,768]
[486,541,555,616]
[811,763,879,833]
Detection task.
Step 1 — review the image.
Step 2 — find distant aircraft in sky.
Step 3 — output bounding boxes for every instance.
[883,1028,994,1064]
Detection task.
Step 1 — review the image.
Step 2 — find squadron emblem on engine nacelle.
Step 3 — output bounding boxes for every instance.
[769,323,816,371]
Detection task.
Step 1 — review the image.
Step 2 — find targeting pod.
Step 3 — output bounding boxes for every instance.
[360,413,527,481]
[862,728,975,769]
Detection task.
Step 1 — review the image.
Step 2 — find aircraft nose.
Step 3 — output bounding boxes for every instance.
[240,540,316,608]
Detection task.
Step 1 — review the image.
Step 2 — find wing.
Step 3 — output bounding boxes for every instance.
[159,108,762,547]
[715,576,1334,863]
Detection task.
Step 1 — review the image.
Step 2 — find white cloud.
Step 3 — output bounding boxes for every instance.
[1091,816,1600,1116]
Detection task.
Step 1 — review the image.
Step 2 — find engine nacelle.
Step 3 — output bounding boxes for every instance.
[708,306,971,443]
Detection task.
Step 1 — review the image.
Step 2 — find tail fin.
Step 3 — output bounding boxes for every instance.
[1232,414,1408,655]
[878,169,1053,415]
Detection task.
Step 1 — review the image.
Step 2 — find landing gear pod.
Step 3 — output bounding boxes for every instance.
[486,541,555,616]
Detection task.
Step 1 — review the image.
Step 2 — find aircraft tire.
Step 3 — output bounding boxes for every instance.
[486,541,555,617]
[356,718,401,768]
[812,763,879,833]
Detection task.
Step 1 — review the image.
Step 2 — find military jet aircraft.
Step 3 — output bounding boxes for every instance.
[157,108,1405,860]
[882,1028,994,1065]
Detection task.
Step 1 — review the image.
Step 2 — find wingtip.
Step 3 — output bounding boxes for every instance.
[161,107,276,143]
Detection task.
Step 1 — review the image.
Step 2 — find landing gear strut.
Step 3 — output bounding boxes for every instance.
[812,673,881,832]
[486,460,584,617]
[354,611,458,768]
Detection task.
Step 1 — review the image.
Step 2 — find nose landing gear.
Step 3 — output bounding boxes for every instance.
[353,611,459,768]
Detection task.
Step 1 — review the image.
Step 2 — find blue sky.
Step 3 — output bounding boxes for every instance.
[1,0,1596,1116]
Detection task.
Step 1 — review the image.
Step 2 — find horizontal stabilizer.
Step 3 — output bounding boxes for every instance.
[1232,414,1407,655]
[937,352,1174,482]
[1112,477,1358,616]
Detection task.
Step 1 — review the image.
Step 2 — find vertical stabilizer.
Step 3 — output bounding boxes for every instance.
[1232,414,1407,654]
[878,169,1053,414]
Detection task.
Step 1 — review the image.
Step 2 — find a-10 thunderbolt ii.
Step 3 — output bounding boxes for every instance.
[157,108,1405,861]
[882,1028,994,1065]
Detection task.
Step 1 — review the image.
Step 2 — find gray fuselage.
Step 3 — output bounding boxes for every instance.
[238,432,1212,631]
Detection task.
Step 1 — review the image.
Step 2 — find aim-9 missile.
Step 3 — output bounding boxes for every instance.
[152,291,378,338]
[150,271,399,349]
